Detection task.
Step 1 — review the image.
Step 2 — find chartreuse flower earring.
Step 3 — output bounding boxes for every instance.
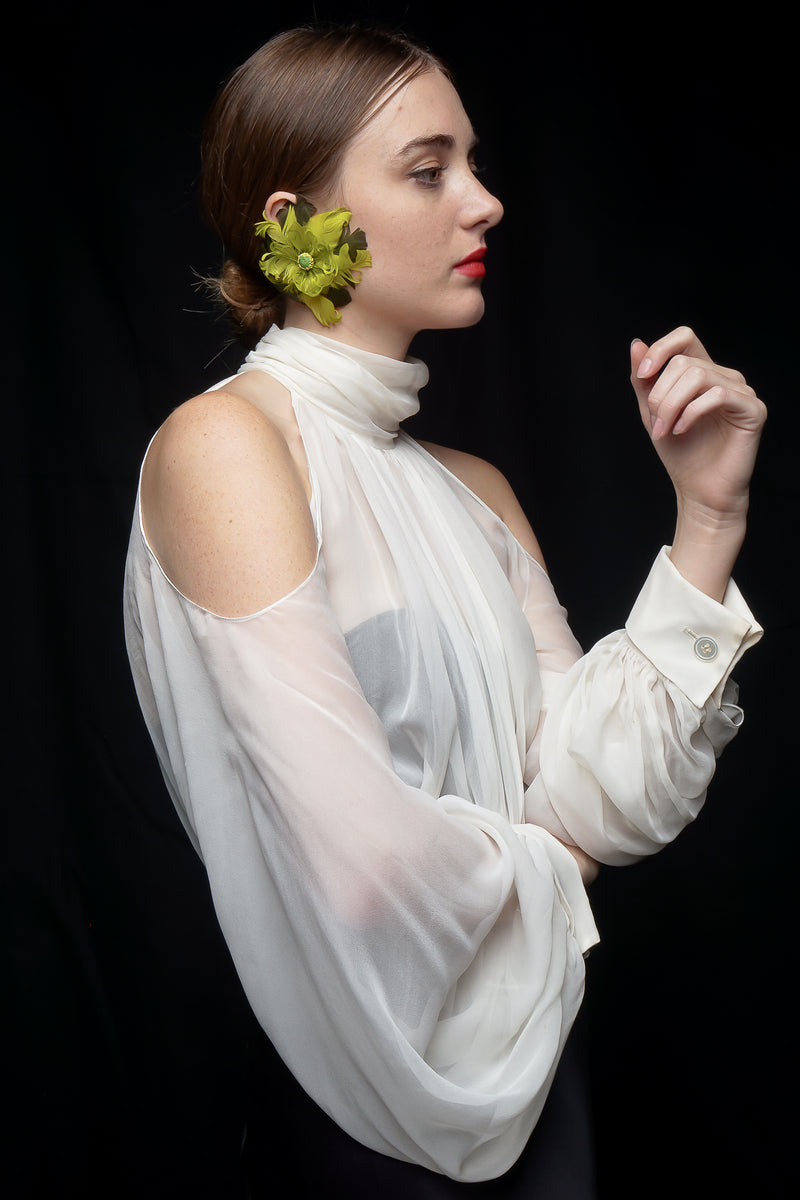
[254,198,371,327]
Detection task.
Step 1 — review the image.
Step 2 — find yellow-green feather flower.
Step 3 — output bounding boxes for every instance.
[255,200,372,326]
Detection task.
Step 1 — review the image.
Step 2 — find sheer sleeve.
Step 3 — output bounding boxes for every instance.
[124,521,598,1184]
[521,547,763,865]
[125,324,762,1182]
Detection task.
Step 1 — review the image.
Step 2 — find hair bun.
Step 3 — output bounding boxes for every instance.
[206,258,285,346]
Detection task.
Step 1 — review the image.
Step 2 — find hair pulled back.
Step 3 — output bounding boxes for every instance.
[201,24,447,346]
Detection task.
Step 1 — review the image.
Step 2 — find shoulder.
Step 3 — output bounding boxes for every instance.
[419,442,511,511]
[141,389,317,616]
[419,441,546,569]
[144,387,302,496]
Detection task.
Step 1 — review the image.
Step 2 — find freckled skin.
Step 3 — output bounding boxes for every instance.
[141,386,318,617]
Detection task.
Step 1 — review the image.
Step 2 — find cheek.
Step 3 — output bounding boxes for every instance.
[367,220,451,291]
[364,227,425,290]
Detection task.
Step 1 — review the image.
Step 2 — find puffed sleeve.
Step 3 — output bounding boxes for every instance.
[522,547,762,865]
[124,526,599,1184]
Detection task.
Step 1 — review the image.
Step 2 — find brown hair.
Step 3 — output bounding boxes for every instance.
[200,24,448,345]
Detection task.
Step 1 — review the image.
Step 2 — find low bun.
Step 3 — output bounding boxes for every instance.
[206,258,285,347]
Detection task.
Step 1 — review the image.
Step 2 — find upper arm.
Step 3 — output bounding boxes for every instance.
[140,391,318,616]
[419,442,547,570]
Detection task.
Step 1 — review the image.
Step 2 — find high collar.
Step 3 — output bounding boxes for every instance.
[239,326,429,446]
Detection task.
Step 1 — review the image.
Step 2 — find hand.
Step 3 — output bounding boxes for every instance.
[630,327,767,600]
[630,327,767,523]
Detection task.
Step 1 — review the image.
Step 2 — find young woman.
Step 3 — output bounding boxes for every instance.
[123,23,765,1196]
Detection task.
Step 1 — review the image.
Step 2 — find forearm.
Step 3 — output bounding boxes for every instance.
[669,497,748,604]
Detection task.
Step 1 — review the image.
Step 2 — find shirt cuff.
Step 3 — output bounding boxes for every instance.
[625,546,763,709]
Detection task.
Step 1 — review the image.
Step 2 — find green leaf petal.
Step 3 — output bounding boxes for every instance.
[302,292,342,326]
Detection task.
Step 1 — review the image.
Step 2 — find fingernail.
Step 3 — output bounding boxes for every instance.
[631,337,643,347]
[651,417,665,439]
[637,357,653,378]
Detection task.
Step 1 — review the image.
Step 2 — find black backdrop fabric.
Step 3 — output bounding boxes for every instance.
[4,2,797,1197]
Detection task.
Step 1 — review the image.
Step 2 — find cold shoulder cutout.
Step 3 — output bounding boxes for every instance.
[138,388,318,616]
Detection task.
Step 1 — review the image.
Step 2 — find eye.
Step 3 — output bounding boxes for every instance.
[410,165,446,188]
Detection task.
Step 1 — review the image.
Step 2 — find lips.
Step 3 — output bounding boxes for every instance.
[454,247,487,277]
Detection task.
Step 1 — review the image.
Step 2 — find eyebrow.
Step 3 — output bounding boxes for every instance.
[391,132,479,164]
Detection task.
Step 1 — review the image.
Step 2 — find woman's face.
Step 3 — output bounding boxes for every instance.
[326,69,504,356]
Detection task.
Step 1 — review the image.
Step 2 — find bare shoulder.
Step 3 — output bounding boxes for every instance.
[141,389,317,616]
[419,441,546,569]
[144,388,298,493]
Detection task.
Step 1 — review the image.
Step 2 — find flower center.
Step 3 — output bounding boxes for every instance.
[297,251,315,270]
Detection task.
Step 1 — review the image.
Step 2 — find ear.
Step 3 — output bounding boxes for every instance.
[264,190,298,222]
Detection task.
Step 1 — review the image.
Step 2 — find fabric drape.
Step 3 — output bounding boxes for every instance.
[124,326,760,1181]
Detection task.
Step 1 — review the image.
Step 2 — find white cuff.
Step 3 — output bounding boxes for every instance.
[625,547,763,709]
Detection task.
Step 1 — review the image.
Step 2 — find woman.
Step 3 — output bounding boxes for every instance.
[123,22,765,1195]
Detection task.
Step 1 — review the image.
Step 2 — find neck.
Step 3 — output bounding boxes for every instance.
[283,305,413,362]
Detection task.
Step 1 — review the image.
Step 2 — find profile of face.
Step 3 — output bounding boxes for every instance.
[268,69,504,356]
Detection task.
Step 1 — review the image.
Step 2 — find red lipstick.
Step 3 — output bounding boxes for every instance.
[454,247,487,277]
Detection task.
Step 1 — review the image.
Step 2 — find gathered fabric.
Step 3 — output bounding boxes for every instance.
[124,326,760,1181]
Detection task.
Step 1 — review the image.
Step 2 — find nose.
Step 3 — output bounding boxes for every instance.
[467,173,503,230]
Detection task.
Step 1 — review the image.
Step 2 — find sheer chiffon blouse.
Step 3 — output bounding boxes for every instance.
[123,326,761,1182]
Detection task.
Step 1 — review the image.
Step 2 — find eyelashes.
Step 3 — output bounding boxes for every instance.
[410,165,446,188]
[409,162,485,189]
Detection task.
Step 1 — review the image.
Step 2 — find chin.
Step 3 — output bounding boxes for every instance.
[448,294,487,330]
[424,291,487,334]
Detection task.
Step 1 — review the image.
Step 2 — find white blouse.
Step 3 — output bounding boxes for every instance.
[123,326,761,1182]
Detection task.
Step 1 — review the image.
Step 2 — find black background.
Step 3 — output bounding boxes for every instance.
[5,1,797,1196]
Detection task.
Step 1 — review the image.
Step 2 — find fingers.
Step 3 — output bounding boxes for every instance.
[630,339,656,434]
[669,384,732,436]
[630,337,649,376]
[635,325,711,379]
[629,327,759,441]
[648,358,751,439]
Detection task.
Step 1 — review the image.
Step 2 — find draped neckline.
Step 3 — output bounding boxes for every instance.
[239,325,429,446]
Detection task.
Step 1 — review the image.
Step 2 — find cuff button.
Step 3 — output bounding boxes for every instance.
[694,636,719,661]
